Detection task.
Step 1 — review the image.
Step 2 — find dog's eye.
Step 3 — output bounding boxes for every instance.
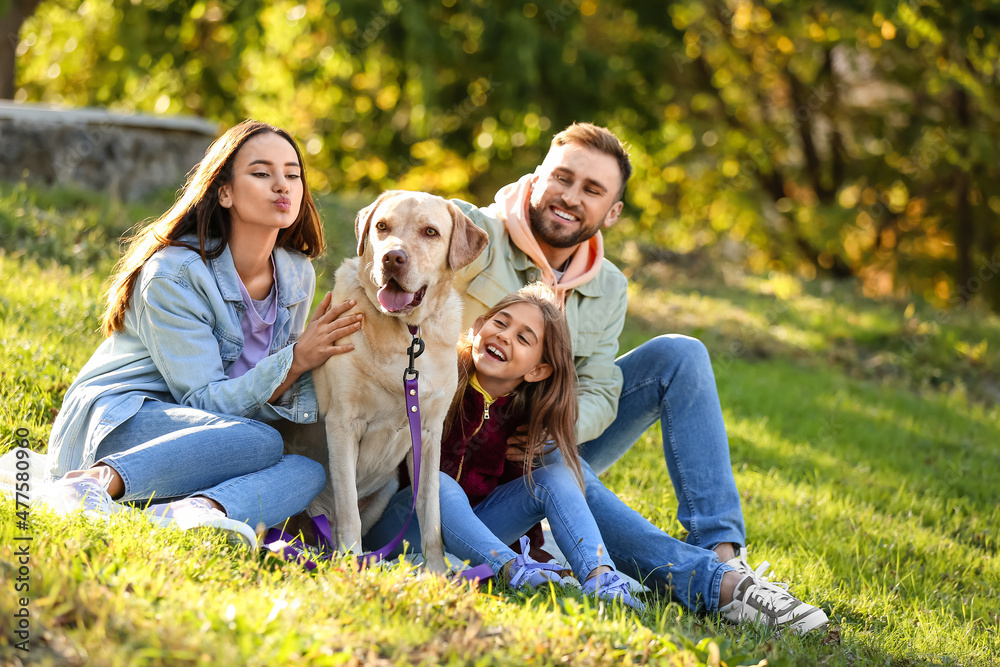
[425,227,438,236]
[375,221,388,231]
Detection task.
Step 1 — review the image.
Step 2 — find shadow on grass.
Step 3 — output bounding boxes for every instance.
[719,358,999,517]
[605,353,999,663]
[620,260,1000,407]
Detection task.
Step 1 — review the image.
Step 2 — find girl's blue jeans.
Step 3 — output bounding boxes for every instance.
[364,463,615,583]
[558,452,732,612]
[580,334,747,552]
[94,400,326,529]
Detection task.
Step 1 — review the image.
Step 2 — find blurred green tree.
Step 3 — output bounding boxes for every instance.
[0,0,43,98]
[10,0,1000,310]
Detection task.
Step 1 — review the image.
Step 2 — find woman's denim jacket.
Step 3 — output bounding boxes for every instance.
[47,236,319,478]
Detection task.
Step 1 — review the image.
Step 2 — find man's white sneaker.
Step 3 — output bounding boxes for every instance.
[726,548,773,579]
[145,497,258,551]
[721,550,828,634]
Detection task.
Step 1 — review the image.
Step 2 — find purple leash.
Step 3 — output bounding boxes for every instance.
[265,325,492,582]
[360,325,424,564]
[360,326,492,582]
[261,514,334,571]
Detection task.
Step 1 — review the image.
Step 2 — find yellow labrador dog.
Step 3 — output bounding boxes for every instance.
[284,191,488,572]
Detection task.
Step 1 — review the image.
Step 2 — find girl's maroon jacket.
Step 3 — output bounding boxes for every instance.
[439,379,530,507]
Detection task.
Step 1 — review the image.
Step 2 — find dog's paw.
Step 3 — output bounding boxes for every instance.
[423,552,449,575]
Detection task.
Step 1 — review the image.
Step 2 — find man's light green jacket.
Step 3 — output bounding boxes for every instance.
[451,199,628,444]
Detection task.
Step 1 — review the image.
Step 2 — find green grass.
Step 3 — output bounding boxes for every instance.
[2,182,999,666]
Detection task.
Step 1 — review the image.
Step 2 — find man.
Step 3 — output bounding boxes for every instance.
[450,122,828,633]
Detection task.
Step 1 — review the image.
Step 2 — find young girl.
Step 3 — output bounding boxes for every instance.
[365,283,642,609]
[433,287,822,629]
[368,284,825,626]
[41,120,361,546]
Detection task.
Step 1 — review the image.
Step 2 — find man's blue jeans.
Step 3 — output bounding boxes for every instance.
[94,400,326,529]
[579,334,746,551]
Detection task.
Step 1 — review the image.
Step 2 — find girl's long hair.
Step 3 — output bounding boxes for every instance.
[447,282,583,491]
[99,119,325,336]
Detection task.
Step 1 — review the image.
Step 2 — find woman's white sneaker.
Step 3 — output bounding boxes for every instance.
[145,497,258,550]
[36,472,119,519]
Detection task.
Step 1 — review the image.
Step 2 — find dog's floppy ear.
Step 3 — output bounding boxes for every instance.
[446,202,490,270]
[355,191,396,257]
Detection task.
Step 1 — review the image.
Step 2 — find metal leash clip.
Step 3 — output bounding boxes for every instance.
[404,324,424,382]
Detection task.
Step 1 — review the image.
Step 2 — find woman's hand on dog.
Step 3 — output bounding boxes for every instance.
[295,292,363,372]
[270,293,362,404]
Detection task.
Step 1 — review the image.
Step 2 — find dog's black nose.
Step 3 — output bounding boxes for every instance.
[383,249,408,267]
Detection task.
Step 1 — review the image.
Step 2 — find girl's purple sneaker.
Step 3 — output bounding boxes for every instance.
[582,570,646,612]
[507,535,565,590]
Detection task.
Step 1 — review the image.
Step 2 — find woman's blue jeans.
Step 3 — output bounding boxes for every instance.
[94,400,325,529]
[580,334,747,551]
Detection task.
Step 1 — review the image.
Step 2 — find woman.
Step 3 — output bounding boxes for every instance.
[43,120,358,546]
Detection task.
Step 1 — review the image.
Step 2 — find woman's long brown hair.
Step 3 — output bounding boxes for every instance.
[99,119,325,336]
[446,283,583,491]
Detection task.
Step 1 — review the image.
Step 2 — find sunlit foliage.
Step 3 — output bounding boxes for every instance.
[11,0,1000,310]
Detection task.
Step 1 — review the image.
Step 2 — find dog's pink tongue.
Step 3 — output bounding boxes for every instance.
[377,285,415,312]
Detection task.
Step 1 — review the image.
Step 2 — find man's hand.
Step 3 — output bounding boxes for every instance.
[506,425,530,462]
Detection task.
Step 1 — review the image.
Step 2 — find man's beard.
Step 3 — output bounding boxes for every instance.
[527,197,597,249]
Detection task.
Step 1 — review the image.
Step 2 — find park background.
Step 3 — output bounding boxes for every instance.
[1,0,999,665]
